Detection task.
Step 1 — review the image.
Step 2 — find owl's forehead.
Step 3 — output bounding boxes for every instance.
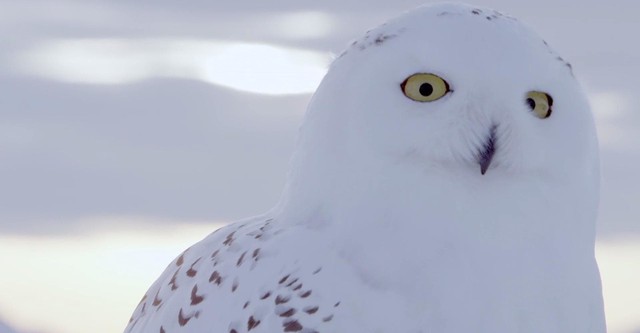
[353,6,534,54]
[342,3,571,80]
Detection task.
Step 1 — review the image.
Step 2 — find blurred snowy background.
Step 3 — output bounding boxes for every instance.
[0,0,638,332]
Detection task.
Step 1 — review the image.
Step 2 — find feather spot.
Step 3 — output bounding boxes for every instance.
[279,274,290,284]
[237,251,247,267]
[286,278,299,287]
[186,257,201,277]
[303,306,319,314]
[209,271,222,285]
[260,291,272,300]
[279,308,296,317]
[247,316,260,330]
[169,270,180,291]
[190,285,204,305]
[152,290,162,307]
[275,295,291,305]
[283,319,303,332]
[223,232,236,246]
[178,308,198,326]
[176,253,185,266]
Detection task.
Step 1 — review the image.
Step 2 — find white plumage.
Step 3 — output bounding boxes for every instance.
[125,3,606,332]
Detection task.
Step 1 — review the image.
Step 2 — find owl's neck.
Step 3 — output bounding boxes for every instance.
[276,150,598,277]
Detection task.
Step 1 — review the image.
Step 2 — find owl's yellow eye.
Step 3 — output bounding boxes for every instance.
[401,73,450,102]
[526,91,553,119]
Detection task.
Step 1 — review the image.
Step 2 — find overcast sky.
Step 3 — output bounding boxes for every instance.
[0,1,638,333]
[1,0,639,236]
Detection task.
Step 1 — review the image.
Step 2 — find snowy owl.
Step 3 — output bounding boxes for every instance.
[125,3,605,333]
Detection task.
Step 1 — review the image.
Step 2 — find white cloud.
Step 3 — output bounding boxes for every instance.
[10,39,332,95]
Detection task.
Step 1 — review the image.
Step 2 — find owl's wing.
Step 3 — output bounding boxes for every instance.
[124,217,347,333]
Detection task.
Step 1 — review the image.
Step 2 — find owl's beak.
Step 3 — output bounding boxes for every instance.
[478,125,497,175]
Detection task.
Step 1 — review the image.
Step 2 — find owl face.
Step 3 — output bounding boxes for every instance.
[311,3,597,182]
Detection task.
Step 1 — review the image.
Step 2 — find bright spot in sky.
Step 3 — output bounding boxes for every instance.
[11,39,332,95]
[201,43,329,95]
[596,238,640,333]
[0,217,638,333]
[0,218,226,333]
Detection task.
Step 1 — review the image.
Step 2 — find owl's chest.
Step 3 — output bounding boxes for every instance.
[323,258,604,333]
[331,235,605,333]
[328,213,604,332]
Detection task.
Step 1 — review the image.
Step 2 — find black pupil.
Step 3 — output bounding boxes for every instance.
[419,83,433,96]
[526,98,536,110]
